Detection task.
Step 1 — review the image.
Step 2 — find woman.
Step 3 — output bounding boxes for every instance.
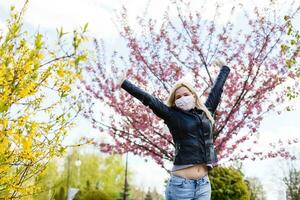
[117,63,230,200]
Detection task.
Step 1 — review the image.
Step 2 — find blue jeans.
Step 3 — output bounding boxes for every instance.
[165,174,211,200]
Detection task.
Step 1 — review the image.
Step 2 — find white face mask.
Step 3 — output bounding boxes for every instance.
[175,95,195,111]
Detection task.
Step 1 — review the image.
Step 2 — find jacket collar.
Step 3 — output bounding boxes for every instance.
[172,106,203,116]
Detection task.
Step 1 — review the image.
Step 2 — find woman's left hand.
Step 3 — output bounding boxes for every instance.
[212,59,226,67]
[115,67,129,86]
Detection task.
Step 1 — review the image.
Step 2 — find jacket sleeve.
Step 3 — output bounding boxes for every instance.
[204,65,231,116]
[121,80,172,121]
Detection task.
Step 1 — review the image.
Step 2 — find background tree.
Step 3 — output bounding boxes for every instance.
[144,190,152,200]
[33,150,127,200]
[147,188,163,200]
[116,182,130,200]
[54,187,66,200]
[129,187,164,200]
[245,177,267,200]
[74,189,112,200]
[33,161,63,200]
[283,165,300,200]
[0,2,87,199]
[81,0,300,168]
[209,166,249,200]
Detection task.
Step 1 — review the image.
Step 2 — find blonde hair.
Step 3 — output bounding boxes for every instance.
[165,80,215,125]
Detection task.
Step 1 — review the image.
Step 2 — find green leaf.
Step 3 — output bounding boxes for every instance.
[284,15,290,21]
[281,44,289,54]
[287,27,292,35]
[0,101,9,113]
[83,23,89,32]
[57,27,68,39]
[290,39,296,45]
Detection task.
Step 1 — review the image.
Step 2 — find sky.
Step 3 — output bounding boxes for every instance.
[1,0,300,199]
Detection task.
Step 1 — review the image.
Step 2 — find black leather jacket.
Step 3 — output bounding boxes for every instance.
[121,66,230,167]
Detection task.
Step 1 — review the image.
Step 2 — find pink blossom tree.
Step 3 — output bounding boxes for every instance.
[81,0,299,168]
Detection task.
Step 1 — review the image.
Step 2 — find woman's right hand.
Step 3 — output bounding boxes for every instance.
[115,67,129,86]
[212,58,226,67]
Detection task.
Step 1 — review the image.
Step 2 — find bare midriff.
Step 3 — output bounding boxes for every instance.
[172,163,208,180]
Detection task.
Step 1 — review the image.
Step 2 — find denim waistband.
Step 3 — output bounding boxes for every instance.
[170,173,209,184]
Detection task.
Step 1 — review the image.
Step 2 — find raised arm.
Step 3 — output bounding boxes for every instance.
[204,65,231,117]
[121,80,172,121]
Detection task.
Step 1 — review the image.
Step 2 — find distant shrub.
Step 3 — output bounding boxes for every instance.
[209,166,250,200]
